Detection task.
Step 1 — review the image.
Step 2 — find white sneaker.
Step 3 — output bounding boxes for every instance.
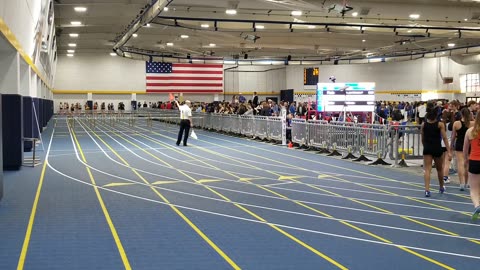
[443,177,451,184]
[460,184,465,191]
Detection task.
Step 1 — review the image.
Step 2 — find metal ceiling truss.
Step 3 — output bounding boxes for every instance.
[112,1,480,64]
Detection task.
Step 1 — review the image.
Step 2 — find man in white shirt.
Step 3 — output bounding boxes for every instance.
[175,100,193,146]
[418,102,426,124]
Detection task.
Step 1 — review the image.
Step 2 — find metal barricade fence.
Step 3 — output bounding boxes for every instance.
[123,109,417,162]
[356,124,390,158]
[203,113,213,130]
[211,114,223,131]
[389,124,423,163]
[292,119,308,146]
[230,115,241,134]
[253,116,268,140]
[240,115,254,137]
[328,124,358,153]
[306,120,329,148]
[267,117,283,142]
[224,115,234,133]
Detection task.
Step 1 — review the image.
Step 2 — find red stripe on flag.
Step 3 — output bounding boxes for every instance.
[172,70,223,74]
[173,64,224,68]
[146,83,223,87]
[146,76,223,81]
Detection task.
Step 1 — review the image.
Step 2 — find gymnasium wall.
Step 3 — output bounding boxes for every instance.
[53,54,480,108]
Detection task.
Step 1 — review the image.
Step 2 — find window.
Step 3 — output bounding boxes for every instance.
[461,73,480,93]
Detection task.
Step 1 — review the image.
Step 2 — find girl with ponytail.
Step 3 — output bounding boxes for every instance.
[463,114,480,221]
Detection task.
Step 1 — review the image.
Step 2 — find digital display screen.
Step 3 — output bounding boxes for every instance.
[316,82,375,112]
[304,68,319,85]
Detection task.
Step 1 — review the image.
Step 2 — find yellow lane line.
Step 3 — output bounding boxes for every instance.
[97,121,348,270]
[192,134,475,243]
[17,150,49,270]
[103,183,138,187]
[117,122,452,269]
[81,123,241,269]
[70,127,132,270]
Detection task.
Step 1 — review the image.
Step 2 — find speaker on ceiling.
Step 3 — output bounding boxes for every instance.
[287,55,292,61]
[334,59,339,65]
[244,54,248,59]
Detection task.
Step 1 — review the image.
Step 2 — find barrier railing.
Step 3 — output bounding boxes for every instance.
[56,108,423,166]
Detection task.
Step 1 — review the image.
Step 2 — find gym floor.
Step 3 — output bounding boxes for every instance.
[0,116,479,270]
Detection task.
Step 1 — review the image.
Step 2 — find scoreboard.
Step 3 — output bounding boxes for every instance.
[316,82,375,112]
[304,67,319,85]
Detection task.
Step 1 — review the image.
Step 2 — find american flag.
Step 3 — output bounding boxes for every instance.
[146,62,224,93]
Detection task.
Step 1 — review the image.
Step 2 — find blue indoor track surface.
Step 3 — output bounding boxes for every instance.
[1,116,479,270]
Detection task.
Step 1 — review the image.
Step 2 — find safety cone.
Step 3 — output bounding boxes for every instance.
[288,141,293,148]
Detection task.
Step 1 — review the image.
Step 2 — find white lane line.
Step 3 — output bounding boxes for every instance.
[104,121,472,208]
[46,161,480,261]
[58,120,480,231]
[264,182,295,187]
[80,120,473,218]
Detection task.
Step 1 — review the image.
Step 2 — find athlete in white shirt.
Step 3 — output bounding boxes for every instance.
[175,100,192,146]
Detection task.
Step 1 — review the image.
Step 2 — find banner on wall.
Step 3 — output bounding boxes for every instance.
[145,62,224,93]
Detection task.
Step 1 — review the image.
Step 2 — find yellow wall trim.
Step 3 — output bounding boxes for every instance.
[53,90,146,95]
[52,90,463,96]
[0,17,51,89]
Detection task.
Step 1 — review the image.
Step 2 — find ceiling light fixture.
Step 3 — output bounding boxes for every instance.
[448,43,456,47]
[70,21,82,25]
[180,35,189,38]
[291,10,302,16]
[110,52,117,56]
[201,24,210,28]
[226,9,237,15]
[307,25,316,29]
[407,30,412,33]
[409,14,420,19]
[352,12,358,17]
[163,7,169,11]
[74,7,87,12]
[362,39,366,42]
[209,43,216,47]
[68,43,77,47]
[255,25,265,29]
[67,54,74,57]
[145,23,151,27]
[69,33,79,37]
[464,18,468,21]
[67,50,75,53]
[132,33,138,37]
[166,42,174,46]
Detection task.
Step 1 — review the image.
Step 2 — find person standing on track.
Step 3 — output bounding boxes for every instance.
[463,115,480,221]
[451,108,475,191]
[175,99,192,146]
[421,103,452,197]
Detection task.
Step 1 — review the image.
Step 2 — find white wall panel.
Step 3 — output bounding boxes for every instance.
[0,51,19,94]
[54,55,145,90]
[19,60,29,96]
[53,53,480,104]
[29,67,37,97]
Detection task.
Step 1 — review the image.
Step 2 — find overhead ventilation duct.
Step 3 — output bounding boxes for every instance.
[113,0,171,52]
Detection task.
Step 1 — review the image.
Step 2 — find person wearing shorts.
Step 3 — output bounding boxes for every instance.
[463,116,480,221]
[422,103,452,197]
[451,108,475,191]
